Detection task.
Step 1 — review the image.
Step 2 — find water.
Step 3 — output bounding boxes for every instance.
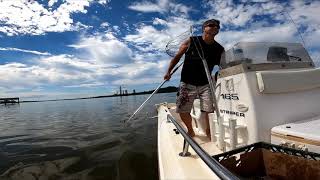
[0,93,177,179]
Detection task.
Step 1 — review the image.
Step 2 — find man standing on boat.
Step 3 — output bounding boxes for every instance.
[164,19,224,138]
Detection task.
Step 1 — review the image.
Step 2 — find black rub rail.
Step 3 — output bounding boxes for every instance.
[213,141,320,162]
[167,114,239,180]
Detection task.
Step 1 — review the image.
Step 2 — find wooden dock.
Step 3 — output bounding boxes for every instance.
[0,97,20,105]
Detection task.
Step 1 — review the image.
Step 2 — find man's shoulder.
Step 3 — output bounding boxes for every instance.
[214,41,224,51]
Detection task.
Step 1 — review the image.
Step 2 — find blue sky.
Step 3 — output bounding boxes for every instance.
[0,0,319,100]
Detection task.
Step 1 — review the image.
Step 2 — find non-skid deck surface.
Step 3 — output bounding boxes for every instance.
[168,107,221,156]
[158,105,221,179]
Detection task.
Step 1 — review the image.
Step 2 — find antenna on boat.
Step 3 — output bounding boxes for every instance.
[125,26,194,125]
[282,9,307,48]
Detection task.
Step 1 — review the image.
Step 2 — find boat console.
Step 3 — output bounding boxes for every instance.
[207,42,320,153]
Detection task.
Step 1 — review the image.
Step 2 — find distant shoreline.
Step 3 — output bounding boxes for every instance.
[20,86,178,103]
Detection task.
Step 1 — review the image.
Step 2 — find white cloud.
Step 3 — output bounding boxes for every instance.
[100,22,110,28]
[287,1,320,50]
[0,59,98,100]
[113,25,120,34]
[204,0,320,53]
[0,0,110,36]
[129,2,164,13]
[217,23,298,49]
[112,77,161,85]
[0,47,51,56]
[124,17,193,55]
[48,0,58,7]
[153,18,167,25]
[69,33,133,65]
[108,61,166,78]
[97,0,110,5]
[0,55,99,91]
[0,32,170,99]
[204,0,284,27]
[128,0,191,16]
[0,54,168,99]
[289,1,320,25]
[64,82,105,88]
[0,63,44,89]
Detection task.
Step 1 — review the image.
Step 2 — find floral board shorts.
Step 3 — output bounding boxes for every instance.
[176,82,215,113]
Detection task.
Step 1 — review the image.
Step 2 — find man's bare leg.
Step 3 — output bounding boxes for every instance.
[179,113,195,137]
[204,112,211,140]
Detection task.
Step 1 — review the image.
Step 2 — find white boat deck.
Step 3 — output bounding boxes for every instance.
[157,104,222,179]
[169,107,221,155]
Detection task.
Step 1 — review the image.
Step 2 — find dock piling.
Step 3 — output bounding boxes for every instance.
[0,97,20,105]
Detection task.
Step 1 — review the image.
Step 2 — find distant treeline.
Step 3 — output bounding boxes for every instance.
[20,86,178,103]
[109,86,178,96]
[134,86,178,95]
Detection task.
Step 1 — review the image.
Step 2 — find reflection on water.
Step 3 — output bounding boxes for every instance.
[0,93,176,179]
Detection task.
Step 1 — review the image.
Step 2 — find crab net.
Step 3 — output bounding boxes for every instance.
[165,26,194,57]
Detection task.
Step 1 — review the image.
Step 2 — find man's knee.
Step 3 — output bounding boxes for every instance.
[179,112,191,119]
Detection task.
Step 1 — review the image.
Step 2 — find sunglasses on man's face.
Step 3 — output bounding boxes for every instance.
[206,24,220,28]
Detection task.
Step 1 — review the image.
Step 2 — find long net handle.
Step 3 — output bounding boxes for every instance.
[125,26,193,124]
[125,61,184,124]
[192,37,222,122]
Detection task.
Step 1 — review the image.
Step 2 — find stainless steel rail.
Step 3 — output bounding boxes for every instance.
[167,114,239,180]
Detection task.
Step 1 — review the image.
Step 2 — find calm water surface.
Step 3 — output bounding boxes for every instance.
[0,93,176,179]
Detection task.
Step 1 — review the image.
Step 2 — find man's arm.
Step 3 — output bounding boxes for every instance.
[164,38,190,80]
[219,50,226,70]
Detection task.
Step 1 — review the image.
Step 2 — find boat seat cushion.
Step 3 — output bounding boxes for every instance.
[256,68,320,93]
[271,117,320,142]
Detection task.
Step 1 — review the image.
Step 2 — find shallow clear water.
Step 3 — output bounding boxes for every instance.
[0,92,176,179]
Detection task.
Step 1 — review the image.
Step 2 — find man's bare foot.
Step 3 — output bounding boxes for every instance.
[188,130,195,137]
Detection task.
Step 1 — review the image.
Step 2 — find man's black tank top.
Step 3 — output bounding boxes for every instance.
[181,36,224,86]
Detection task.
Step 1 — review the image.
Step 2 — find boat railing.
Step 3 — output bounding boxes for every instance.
[167,114,240,180]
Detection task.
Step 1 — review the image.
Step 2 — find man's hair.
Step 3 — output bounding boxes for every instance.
[202,19,220,32]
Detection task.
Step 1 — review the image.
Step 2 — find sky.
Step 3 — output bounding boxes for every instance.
[0,0,319,100]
